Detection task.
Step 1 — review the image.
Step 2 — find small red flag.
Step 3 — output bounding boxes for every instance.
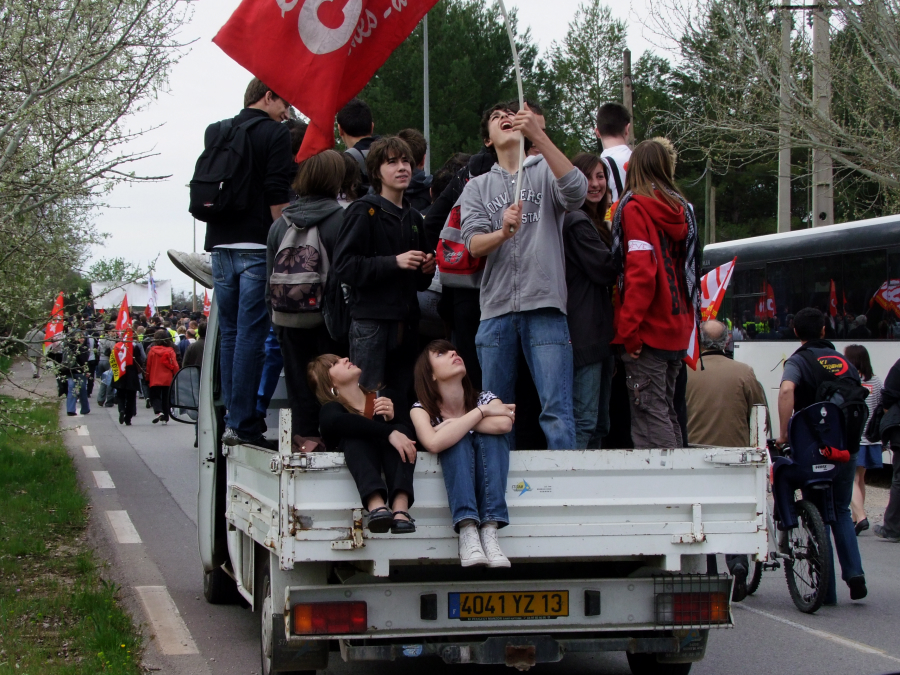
[111,296,134,381]
[203,289,211,317]
[43,292,65,353]
[213,0,441,161]
[828,280,838,318]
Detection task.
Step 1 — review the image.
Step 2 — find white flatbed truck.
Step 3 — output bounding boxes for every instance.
[182,300,769,675]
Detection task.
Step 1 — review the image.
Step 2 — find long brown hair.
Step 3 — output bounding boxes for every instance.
[571,152,612,246]
[306,354,374,415]
[845,344,874,381]
[623,140,685,211]
[414,340,479,423]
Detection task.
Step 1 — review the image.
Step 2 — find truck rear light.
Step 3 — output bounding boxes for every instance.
[292,601,367,635]
[656,592,729,625]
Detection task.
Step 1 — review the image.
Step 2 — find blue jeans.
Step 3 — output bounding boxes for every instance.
[573,355,615,449]
[66,375,90,415]
[822,454,864,603]
[256,327,284,418]
[476,309,575,449]
[211,249,270,438]
[439,432,510,530]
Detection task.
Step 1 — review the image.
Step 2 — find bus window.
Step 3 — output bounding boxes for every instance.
[842,250,887,339]
[803,255,843,337]
[766,260,803,338]
[729,268,765,340]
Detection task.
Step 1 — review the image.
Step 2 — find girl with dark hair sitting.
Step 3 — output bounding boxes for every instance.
[410,340,516,568]
[307,355,417,534]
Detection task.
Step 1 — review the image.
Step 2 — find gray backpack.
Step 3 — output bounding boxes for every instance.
[269,214,329,329]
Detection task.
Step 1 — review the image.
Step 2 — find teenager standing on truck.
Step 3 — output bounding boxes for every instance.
[611,141,699,450]
[460,103,588,450]
[333,137,435,395]
[411,340,516,567]
[307,355,418,534]
[596,103,632,204]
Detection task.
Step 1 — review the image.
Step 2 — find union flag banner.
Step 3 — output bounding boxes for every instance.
[213,0,441,162]
[111,296,133,382]
[873,280,900,318]
[43,292,64,353]
[685,259,738,370]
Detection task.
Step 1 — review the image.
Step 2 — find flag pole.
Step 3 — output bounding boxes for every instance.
[496,0,526,226]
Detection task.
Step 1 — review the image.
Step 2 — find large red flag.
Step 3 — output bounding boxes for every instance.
[111,296,133,381]
[43,292,64,353]
[213,0,441,161]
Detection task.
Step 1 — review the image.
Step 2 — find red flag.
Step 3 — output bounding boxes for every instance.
[755,283,776,320]
[828,280,838,318]
[213,0,441,161]
[43,292,64,353]
[203,289,211,317]
[111,296,133,381]
[685,258,738,370]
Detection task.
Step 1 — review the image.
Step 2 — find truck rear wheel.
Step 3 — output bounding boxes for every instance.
[203,565,239,605]
[257,557,316,675]
[626,652,692,675]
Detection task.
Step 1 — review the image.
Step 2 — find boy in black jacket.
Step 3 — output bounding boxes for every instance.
[333,137,435,393]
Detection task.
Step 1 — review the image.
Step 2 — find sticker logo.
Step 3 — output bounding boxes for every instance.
[368,207,376,216]
[816,355,849,377]
[812,463,834,473]
[512,480,532,496]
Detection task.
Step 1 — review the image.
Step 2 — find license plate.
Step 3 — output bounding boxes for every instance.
[448,591,569,621]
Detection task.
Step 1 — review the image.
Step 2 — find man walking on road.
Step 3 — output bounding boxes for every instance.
[875,357,900,542]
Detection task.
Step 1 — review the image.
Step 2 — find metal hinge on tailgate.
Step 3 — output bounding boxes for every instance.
[284,454,347,471]
[704,449,765,465]
[672,504,706,544]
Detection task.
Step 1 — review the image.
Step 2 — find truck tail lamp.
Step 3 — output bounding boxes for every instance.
[292,602,367,635]
[656,592,729,626]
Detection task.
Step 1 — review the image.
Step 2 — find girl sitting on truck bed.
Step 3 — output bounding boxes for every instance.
[307,355,418,534]
[411,340,516,568]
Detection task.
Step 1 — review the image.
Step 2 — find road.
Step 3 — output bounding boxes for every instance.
[52,381,899,675]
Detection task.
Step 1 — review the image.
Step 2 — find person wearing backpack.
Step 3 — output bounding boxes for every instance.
[333,137,435,396]
[175,78,293,449]
[337,98,380,195]
[266,150,347,441]
[776,306,868,602]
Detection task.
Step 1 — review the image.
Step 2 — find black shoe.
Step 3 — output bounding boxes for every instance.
[366,506,394,534]
[391,511,416,534]
[152,414,161,424]
[67,412,76,416]
[848,575,867,600]
[125,419,132,426]
[730,562,749,602]
[119,411,125,424]
[854,518,869,536]
[146,400,151,408]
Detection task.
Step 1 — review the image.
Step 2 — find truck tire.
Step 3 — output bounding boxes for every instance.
[203,565,239,605]
[746,561,763,595]
[626,652,692,675]
[257,557,316,675]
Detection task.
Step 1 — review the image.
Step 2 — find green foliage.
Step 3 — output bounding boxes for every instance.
[360,0,539,168]
[0,398,142,674]
[86,258,144,284]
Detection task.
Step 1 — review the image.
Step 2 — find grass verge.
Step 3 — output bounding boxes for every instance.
[0,398,142,674]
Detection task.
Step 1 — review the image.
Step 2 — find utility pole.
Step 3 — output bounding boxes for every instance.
[622,49,634,148]
[423,15,431,175]
[777,0,792,233]
[811,3,833,226]
[705,158,712,246]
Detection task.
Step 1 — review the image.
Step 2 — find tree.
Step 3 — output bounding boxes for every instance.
[359,0,539,168]
[544,0,627,156]
[86,257,148,284]
[0,0,191,347]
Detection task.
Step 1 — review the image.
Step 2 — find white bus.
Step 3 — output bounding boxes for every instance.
[703,215,900,433]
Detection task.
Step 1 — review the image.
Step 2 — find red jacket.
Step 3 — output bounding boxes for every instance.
[613,193,693,354]
[146,345,179,387]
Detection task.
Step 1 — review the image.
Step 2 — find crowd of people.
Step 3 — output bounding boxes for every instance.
[161,78,898,578]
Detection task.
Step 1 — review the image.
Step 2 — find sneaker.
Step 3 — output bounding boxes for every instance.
[222,427,241,446]
[848,575,867,600]
[152,414,162,424]
[168,249,213,289]
[222,427,277,451]
[479,522,511,568]
[161,418,168,426]
[873,523,900,542]
[458,522,488,567]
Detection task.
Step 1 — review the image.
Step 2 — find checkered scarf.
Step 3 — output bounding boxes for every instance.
[611,187,701,322]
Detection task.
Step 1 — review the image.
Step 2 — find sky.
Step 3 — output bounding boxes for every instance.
[91,0,658,293]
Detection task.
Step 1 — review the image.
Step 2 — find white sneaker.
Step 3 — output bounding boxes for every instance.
[458,522,488,567]
[167,249,213,289]
[479,522,511,568]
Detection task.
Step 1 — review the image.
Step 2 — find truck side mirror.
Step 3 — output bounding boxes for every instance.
[169,365,201,425]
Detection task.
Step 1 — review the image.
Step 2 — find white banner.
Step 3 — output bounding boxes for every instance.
[92,280,173,310]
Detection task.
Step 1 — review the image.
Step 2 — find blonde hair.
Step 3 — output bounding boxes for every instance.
[306,354,374,415]
[649,136,677,179]
[623,140,685,211]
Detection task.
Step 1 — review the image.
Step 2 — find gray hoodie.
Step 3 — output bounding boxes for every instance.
[459,155,588,320]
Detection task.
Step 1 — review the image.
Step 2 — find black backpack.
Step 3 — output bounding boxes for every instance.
[189,117,267,222]
[798,350,870,452]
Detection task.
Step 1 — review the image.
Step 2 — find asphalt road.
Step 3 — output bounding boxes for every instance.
[51,378,899,675]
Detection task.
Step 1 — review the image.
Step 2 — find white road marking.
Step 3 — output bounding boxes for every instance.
[82,445,100,458]
[738,604,900,663]
[106,510,141,544]
[92,471,115,489]
[134,586,199,655]
[76,425,89,436]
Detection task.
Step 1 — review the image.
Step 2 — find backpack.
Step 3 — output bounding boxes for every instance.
[345,146,369,179]
[269,214,329,329]
[436,204,485,289]
[188,117,267,222]
[797,350,870,452]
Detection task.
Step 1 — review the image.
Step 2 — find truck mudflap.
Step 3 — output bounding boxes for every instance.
[270,615,329,671]
[335,631,709,667]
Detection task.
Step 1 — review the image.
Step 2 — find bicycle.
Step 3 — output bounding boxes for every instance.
[745,401,850,613]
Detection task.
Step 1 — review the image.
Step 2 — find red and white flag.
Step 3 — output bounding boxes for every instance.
[203,289,211,317]
[213,0,441,162]
[43,292,64,353]
[828,279,838,317]
[873,279,900,318]
[111,296,133,382]
[685,258,739,370]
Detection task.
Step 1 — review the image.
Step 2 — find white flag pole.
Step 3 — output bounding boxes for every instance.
[496,0,526,227]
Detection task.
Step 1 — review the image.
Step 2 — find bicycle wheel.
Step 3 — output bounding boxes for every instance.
[746,561,763,596]
[783,499,831,613]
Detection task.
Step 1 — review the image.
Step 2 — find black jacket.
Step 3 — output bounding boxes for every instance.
[881,358,900,439]
[423,149,495,253]
[333,194,433,322]
[405,169,433,215]
[563,211,617,366]
[203,108,293,250]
